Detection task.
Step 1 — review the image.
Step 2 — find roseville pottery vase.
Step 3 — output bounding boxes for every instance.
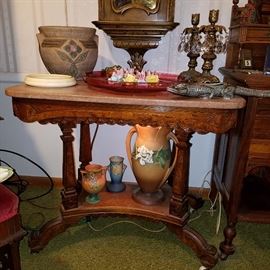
[81,164,106,204]
[37,26,98,79]
[126,124,178,205]
[107,156,127,193]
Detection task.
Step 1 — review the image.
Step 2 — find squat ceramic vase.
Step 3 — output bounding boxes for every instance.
[126,124,178,205]
[81,164,106,204]
[37,26,98,79]
[107,155,127,193]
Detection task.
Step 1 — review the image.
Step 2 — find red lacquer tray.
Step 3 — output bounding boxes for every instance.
[85,71,178,92]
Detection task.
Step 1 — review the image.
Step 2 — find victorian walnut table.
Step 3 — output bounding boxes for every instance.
[5,82,245,269]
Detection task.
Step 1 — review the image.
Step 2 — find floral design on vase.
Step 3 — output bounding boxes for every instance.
[81,164,106,204]
[134,145,171,168]
[126,124,179,205]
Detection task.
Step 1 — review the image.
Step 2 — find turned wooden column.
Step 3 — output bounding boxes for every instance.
[169,127,193,223]
[59,122,78,210]
[78,122,92,185]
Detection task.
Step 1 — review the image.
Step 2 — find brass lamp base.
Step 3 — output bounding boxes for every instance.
[178,69,202,83]
[197,74,220,84]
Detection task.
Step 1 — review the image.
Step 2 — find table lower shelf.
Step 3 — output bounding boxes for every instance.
[63,183,184,226]
[28,182,219,269]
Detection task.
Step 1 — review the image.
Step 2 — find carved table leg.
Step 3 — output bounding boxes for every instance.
[169,127,218,269]
[78,122,92,188]
[169,128,191,221]
[59,122,78,210]
[219,221,237,260]
[167,225,218,269]
[29,122,78,252]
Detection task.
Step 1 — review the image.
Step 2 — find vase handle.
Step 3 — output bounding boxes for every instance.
[125,126,137,170]
[158,131,179,189]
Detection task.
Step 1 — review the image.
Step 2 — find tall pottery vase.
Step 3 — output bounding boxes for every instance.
[126,124,178,205]
[37,26,98,79]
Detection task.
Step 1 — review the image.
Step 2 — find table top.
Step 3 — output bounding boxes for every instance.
[5,82,246,110]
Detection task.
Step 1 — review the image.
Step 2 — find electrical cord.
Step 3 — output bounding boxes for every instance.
[0,123,99,195]
[87,219,166,233]
[91,124,99,148]
[0,124,100,231]
[0,149,54,200]
[0,150,54,232]
[23,212,46,232]
[188,169,223,235]
[0,159,28,195]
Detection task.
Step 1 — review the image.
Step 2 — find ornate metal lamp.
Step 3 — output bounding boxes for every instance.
[93,0,179,71]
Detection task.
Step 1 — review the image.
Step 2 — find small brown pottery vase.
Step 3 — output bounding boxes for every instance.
[126,124,179,205]
[37,26,98,79]
[81,163,106,204]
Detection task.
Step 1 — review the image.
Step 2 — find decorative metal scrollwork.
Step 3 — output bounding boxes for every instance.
[111,0,160,15]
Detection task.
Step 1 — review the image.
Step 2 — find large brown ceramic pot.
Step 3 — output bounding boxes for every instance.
[126,124,178,205]
[37,26,98,79]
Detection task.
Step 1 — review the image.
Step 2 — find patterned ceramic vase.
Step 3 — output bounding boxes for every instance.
[81,164,106,204]
[107,156,127,193]
[37,26,98,79]
[126,124,178,205]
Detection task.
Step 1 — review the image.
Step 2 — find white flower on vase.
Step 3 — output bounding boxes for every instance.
[135,145,154,166]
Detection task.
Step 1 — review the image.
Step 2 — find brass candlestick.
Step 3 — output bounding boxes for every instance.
[178,13,202,83]
[199,10,227,83]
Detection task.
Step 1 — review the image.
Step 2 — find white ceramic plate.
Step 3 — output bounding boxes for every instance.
[24,73,77,88]
[0,167,14,183]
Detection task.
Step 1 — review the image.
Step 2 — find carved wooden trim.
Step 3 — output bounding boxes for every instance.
[12,98,238,134]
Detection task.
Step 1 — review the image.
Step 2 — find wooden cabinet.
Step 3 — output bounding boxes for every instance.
[211,0,270,260]
[225,24,269,70]
[225,0,270,70]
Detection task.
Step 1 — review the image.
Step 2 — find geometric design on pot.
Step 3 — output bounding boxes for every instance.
[63,40,82,59]
[57,46,89,78]
[42,39,66,48]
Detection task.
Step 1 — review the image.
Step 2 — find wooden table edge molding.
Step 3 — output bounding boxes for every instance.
[5,82,246,269]
[5,82,246,109]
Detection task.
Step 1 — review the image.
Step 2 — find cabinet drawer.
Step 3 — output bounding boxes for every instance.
[249,139,270,159]
[252,116,270,139]
[256,98,270,116]
[230,25,270,43]
[252,98,270,139]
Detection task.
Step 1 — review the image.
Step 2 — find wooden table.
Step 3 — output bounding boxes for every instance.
[5,82,245,269]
